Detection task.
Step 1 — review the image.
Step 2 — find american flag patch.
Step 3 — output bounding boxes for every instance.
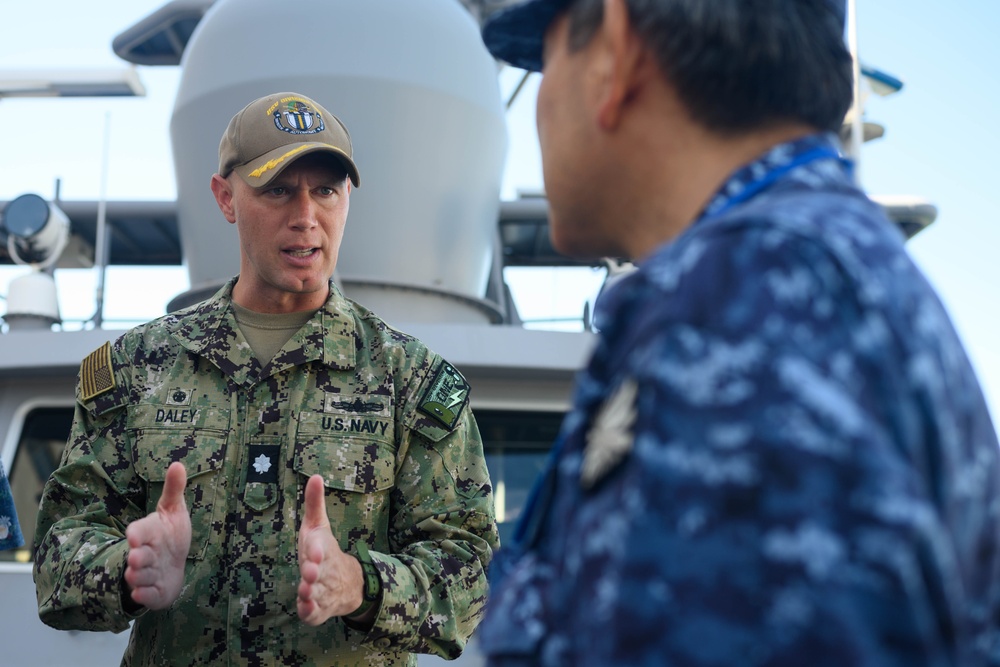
[80,342,115,401]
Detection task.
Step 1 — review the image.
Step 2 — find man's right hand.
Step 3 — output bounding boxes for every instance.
[123,462,192,610]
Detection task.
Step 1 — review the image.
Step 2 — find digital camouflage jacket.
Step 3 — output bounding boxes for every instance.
[34,279,499,666]
[479,134,1000,666]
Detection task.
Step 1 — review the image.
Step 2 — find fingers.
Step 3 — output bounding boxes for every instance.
[157,462,188,514]
[296,477,349,625]
[126,543,155,571]
[126,553,161,589]
[125,517,149,550]
[124,544,166,607]
[302,474,329,532]
[122,462,193,612]
[299,475,329,563]
[297,554,322,625]
[297,595,319,625]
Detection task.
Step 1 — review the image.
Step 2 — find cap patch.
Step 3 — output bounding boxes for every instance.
[418,361,470,430]
[80,341,115,402]
[268,97,326,135]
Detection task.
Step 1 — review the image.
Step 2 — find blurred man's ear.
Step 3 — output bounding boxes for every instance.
[596,0,648,131]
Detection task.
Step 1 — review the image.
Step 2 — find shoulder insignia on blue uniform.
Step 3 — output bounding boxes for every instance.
[418,361,470,430]
[581,378,638,489]
[80,342,115,402]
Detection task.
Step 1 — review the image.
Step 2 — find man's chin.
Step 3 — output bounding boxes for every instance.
[550,232,614,263]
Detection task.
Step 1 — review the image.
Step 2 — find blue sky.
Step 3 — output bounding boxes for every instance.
[849,1,1000,421]
[2,0,999,422]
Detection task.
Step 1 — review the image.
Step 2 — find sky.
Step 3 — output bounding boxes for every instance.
[1,1,999,421]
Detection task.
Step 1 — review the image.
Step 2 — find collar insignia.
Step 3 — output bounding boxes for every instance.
[581,378,638,489]
[247,444,280,483]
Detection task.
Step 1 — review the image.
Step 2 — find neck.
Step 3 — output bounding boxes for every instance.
[231,278,331,314]
[619,114,818,260]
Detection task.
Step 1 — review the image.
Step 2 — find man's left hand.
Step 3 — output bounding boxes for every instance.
[296,474,365,625]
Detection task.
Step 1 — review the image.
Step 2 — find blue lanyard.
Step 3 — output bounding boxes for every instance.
[703,146,850,220]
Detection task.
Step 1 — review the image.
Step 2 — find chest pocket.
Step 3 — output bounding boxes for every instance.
[294,411,396,496]
[128,404,230,560]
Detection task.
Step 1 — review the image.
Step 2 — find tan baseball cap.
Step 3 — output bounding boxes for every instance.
[218,92,361,188]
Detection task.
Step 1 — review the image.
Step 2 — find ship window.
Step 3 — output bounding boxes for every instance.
[2,407,73,563]
[477,410,564,546]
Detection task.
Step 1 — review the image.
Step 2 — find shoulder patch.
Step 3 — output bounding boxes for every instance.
[80,342,116,402]
[417,361,470,430]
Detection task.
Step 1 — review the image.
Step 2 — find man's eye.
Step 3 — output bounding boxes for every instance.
[269,187,288,196]
[318,186,334,196]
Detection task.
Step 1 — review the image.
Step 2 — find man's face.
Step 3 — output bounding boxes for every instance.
[212,153,351,313]
[537,12,610,259]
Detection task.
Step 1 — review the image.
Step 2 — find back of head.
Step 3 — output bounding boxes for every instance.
[485,0,853,134]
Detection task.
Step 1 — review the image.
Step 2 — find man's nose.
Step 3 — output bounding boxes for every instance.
[289,191,319,229]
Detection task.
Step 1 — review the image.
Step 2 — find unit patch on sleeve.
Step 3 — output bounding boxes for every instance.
[417,361,470,430]
[80,341,116,402]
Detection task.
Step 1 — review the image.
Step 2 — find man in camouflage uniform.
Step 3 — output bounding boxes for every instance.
[478,1,1000,665]
[33,91,499,666]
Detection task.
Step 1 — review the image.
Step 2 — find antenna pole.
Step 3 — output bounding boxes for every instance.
[846,0,864,183]
[505,70,532,111]
[92,111,112,328]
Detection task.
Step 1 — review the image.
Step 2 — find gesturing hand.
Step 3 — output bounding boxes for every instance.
[297,474,365,626]
[124,462,192,610]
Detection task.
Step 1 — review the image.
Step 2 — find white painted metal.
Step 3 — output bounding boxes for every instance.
[169,0,507,321]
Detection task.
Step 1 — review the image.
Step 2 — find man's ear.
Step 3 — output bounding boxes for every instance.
[210,173,237,224]
[595,0,648,130]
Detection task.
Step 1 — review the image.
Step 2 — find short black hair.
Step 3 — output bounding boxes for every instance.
[566,0,853,134]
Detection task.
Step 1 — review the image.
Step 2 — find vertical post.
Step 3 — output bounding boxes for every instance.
[846,0,864,184]
[92,111,112,328]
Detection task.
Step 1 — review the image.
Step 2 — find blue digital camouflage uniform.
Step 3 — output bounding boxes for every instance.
[0,462,24,551]
[478,133,1000,666]
[33,279,499,666]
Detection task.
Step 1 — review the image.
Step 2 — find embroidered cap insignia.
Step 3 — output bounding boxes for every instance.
[273,100,325,135]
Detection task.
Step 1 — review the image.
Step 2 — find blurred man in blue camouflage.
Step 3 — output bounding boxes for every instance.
[33,91,499,666]
[0,462,24,551]
[478,0,1000,665]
